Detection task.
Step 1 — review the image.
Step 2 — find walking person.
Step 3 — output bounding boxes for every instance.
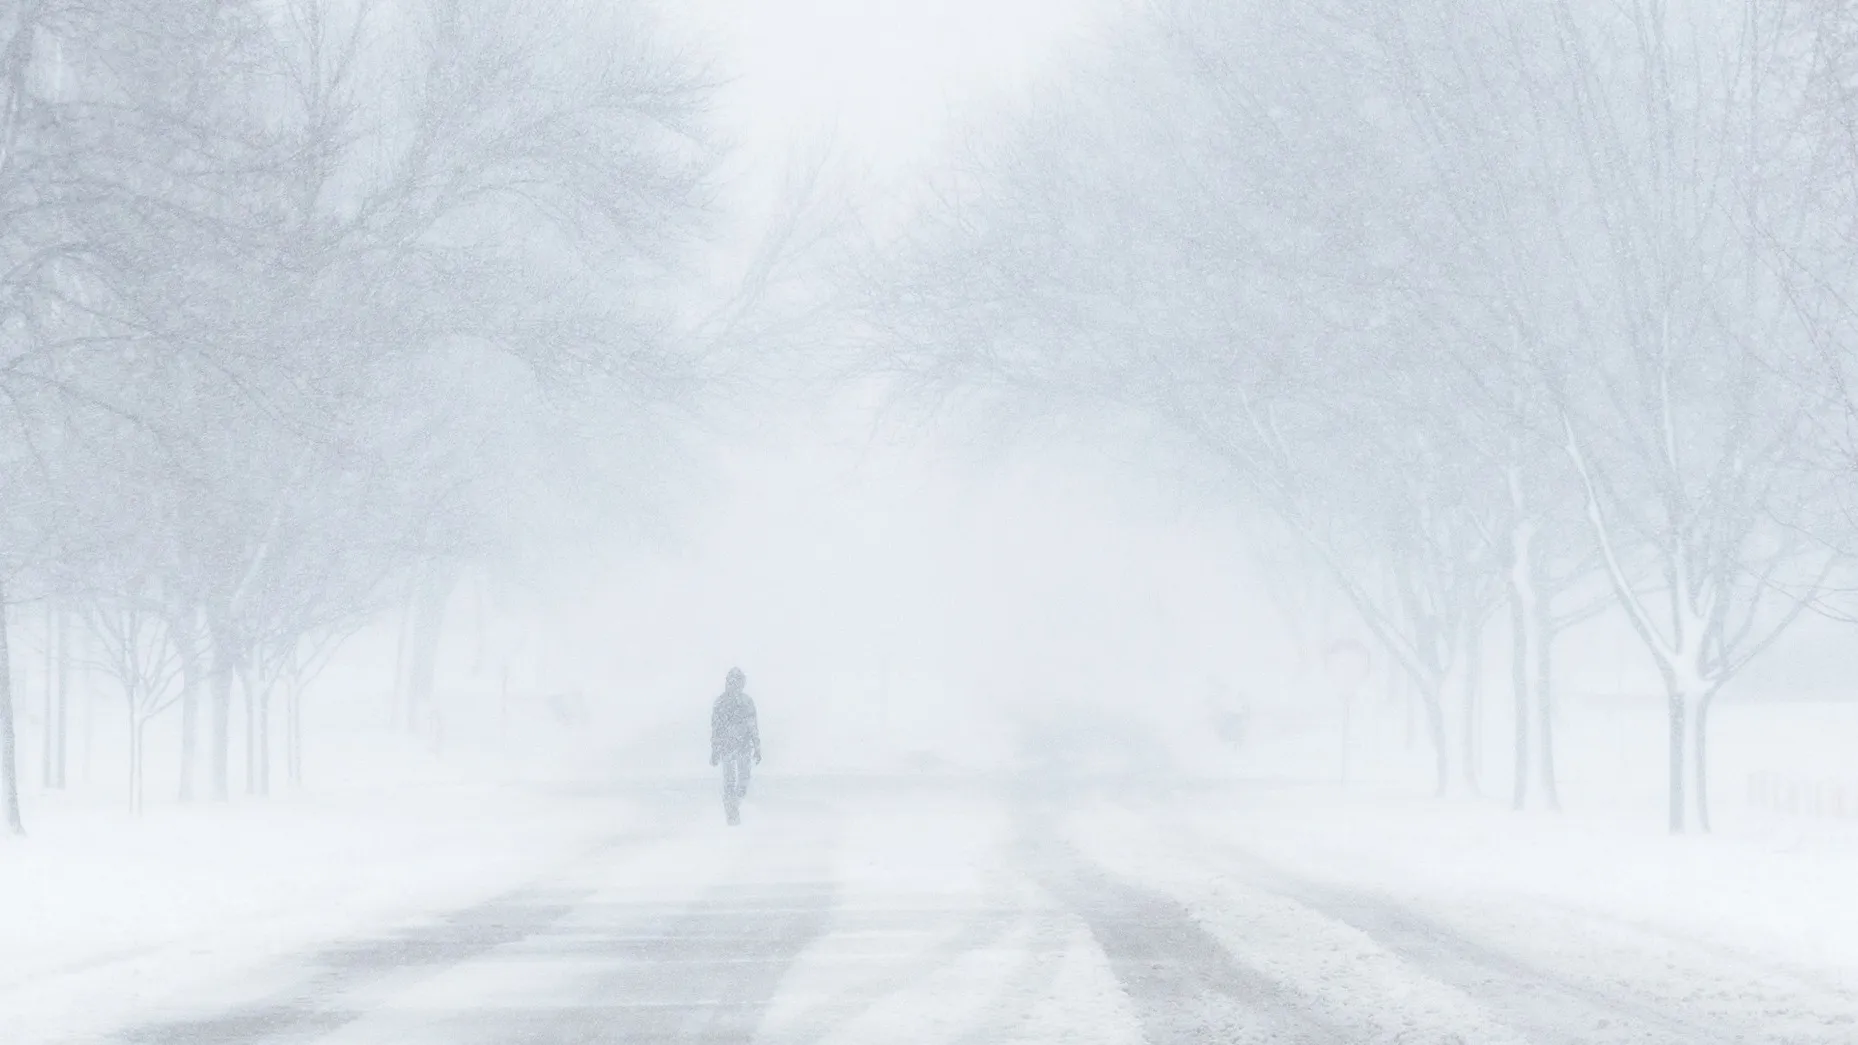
[710,668,761,825]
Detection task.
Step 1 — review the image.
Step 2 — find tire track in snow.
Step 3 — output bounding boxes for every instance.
[402,795,843,1045]
[436,879,843,1044]
[1181,825,1834,1045]
[944,912,1075,1045]
[754,793,1089,1045]
[745,898,1025,1045]
[1016,802,1350,1045]
[105,822,688,1045]
[1274,884,1728,1045]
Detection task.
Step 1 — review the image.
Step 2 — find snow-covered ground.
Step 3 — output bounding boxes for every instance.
[10,781,1153,1045]
[1169,785,1858,975]
[8,683,1857,1044]
[754,788,1138,1044]
[0,743,654,1045]
[1071,782,1858,1042]
[9,767,1858,1044]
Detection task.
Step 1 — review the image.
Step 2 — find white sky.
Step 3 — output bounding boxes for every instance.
[327,0,1663,765]
[678,0,1121,172]
[532,0,1318,754]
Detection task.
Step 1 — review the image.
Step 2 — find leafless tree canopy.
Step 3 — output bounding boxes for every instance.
[862,0,1858,831]
[0,0,731,829]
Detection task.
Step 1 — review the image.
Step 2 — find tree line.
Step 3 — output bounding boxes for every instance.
[0,0,734,832]
[861,0,1858,832]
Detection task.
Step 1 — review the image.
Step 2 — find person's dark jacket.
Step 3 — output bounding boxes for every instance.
[711,690,760,764]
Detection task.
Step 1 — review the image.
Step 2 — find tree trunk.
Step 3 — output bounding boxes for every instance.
[80,640,93,785]
[53,608,67,788]
[1420,679,1449,797]
[40,603,54,789]
[243,668,256,796]
[1664,687,1710,833]
[1667,693,1685,832]
[1506,521,1537,810]
[1534,596,1561,811]
[256,676,270,797]
[129,711,145,816]
[1661,682,1719,833]
[1509,588,1532,811]
[177,644,200,803]
[0,589,23,835]
[1694,689,1718,833]
[287,677,303,787]
[1460,623,1484,795]
[209,633,234,802]
[238,660,268,798]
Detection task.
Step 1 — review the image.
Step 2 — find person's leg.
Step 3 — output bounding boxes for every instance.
[722,757,741,824]
[737,754,751,798]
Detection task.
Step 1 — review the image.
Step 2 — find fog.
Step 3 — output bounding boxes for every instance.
[4,1,1858,1042]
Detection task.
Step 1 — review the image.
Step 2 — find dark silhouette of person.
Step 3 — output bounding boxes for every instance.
[711,667,761,824]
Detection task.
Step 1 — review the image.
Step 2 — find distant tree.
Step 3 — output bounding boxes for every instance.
[861,0,1504,795]
[81,586,184,814]
[863,0,1849,829]
[0,0,729,824]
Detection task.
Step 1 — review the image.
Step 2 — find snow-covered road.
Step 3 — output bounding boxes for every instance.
[64,780,1858,1044]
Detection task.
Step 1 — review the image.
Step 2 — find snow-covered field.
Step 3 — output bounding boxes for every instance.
[6,691,1857,1044]
[0,789,643,1045]
[1070,781,1858,1042]
[1143,784,1858,976]
[0,714,655,1045]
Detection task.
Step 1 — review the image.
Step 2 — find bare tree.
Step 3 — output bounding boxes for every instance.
[863,0,1507,794]
[862,0,1853,830]
[1526,0,1838,832]
[82,588,184,814]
